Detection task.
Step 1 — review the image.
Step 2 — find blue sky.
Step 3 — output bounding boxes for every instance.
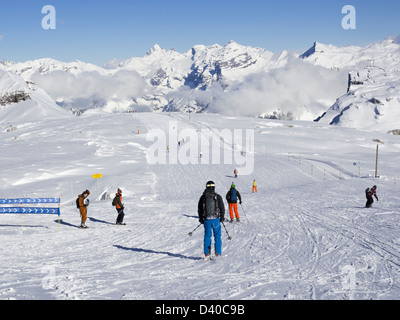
[0,0,399,66]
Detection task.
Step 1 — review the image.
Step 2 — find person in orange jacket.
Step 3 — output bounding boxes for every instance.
[252,180,257,193]
[113,188,126,225]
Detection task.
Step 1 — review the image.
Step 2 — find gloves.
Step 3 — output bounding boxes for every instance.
[239,201,242,205]
[199,218,204,225]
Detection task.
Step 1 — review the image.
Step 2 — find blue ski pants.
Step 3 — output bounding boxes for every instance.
[203,219,222,256]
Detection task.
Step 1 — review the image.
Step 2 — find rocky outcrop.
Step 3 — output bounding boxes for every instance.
[0,91,31,106]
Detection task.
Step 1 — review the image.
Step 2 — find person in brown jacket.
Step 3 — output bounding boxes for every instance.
[78,190,90,228]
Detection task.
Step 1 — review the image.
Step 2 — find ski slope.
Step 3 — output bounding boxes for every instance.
[1,112,400,300]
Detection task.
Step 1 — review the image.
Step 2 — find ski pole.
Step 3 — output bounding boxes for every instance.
[240,203,249,223]
[221,221,232,240]
[188,223,202,237]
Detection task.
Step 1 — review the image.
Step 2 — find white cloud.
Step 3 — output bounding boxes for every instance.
[386,34,400,44]
[31,70,149,110]
[208,58,349,120]
[0,35,4,41]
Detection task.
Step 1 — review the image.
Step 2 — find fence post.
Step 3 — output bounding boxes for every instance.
[375,145,379,178]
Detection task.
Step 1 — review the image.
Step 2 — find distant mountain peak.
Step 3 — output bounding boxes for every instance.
[146,44,164,55]
[299,41,334,59]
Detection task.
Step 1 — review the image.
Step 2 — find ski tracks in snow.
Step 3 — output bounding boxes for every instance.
[2,113,400,300]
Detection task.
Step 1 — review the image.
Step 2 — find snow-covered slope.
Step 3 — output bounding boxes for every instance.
[1,112,400,300]
[0,70,71,123]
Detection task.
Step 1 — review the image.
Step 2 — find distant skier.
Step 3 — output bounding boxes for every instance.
[365,185,379,208]
[252,180,257,193]
[77,190,90,228]
[198,181,225,260]
[234,169,238,178]
[113,188,126,225]
[226,184,242,222]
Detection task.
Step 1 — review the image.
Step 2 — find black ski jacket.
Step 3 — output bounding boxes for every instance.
[198,190,225,223]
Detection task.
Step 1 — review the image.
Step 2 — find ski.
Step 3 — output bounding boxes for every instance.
[204,255,223,262]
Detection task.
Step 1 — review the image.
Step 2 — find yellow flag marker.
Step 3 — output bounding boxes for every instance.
[92,174,103,199]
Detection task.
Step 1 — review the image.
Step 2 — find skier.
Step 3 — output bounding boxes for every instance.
[252,180,257,193]
[365,185,379,208]
[198,181,225,260]
[78,190,90,228]
[234,169,238,178]
[113,188,126,225]
[226,183,242,222]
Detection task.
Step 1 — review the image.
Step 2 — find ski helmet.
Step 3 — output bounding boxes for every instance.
[206,181,215,190]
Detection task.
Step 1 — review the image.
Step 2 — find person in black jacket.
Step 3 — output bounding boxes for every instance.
[365,185,379,208]
[226,183,242,222]
[198,181,225,260]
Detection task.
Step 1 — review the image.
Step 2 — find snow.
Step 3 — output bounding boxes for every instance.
[0,71,28,94]
[1,112,400,300]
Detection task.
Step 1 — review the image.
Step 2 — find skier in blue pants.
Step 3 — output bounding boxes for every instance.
[203,220,222,257]
[198,181,225,260]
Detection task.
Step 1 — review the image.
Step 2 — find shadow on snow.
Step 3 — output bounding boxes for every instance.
[113,245,203,261]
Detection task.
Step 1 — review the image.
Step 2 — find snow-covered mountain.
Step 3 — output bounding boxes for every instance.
[0,41,296,115]
[302,39,400,132]
[1,37,400,131]
[0,70,71,123]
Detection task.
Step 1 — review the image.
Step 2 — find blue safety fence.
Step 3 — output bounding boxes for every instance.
[0,198,60,204]
[0,198,61,216]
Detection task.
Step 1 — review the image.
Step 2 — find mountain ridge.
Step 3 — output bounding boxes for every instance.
[1,37,399,131]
